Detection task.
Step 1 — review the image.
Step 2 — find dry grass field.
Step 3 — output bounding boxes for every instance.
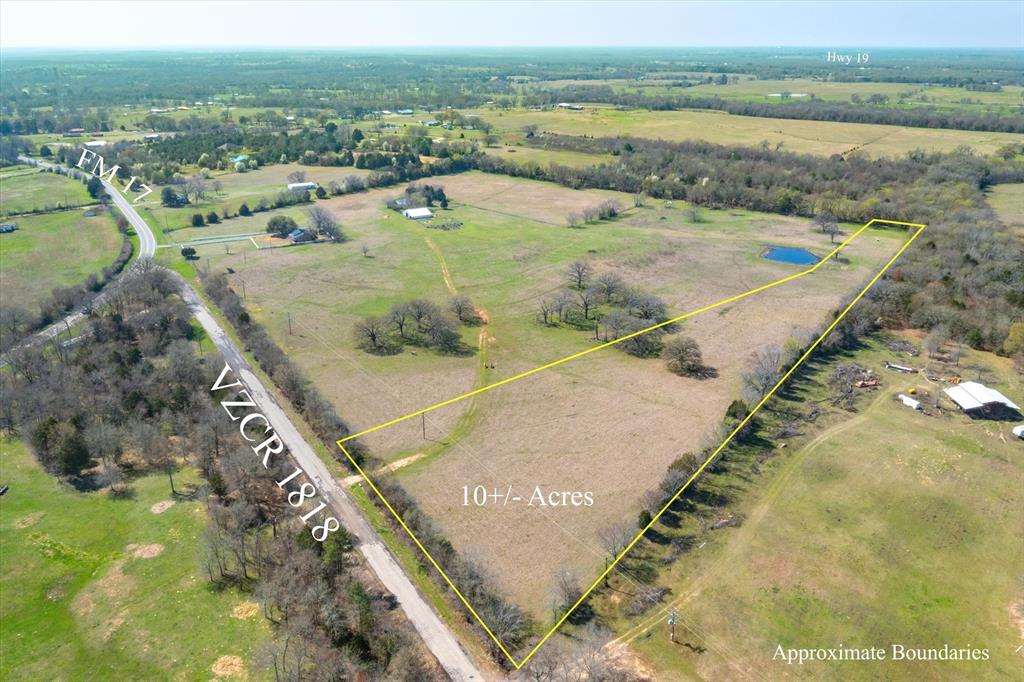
[196,170,912,622]
[987,182,1024,235]
[466,106,1023,158]
[390,225,905,619]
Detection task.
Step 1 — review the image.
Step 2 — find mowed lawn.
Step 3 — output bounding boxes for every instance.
[0,438,269,680]
[612,342,1024,681]
[467,106,1024,158]
[1,167,93,215]
[0,210,123,312]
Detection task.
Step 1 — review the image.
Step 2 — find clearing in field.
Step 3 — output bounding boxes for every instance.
[338,218,923,666]
[0,209,123,312]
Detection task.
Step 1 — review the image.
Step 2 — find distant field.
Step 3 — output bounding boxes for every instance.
[484,145,614,168]
[193,169,907,620]
[0,210,122,312]
[468,106,1024,158]
[0,438,269,680]
[0,167,93,215]
[606,339,1024,681]
[531,77,1024,112]
[987,183,1024,235]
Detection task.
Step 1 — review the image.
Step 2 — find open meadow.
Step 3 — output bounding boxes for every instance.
[0,209,123,313]
[1,165,93,215]
[464,106,1024,158]
[988,182,1024,235]
[0,438,270,680]
[601,339,1024,681]
[192,169,912,623]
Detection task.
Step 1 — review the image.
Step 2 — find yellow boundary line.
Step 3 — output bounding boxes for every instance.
[337,218,927,669]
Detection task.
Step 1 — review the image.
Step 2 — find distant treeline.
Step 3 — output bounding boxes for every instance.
[529,86,1024,133]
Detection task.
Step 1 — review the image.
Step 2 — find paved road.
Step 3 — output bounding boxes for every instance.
[19,155,482,680]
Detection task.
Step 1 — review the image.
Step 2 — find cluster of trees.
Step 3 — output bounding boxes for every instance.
[1,265,200,481]
[354,297,475,356]
[566,199,621,227]
[202,273,363,463]
[532,87,1024,133]
[386,182,449,211]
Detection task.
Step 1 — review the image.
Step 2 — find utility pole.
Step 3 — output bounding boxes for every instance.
[422,414,426,440]
[668,608,678,643]
[240,278,246,299]
[287,312,293,335]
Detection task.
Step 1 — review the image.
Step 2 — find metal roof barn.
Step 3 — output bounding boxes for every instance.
[944,381,1020,414]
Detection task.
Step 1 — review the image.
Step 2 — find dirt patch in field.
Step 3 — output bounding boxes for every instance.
[99,559,135,598]
[103,610,128,641]
[150,500,176,514]
[231,602,260,620]
[211,655,245,678]
[15,511,44,528]
[1011,590,1024,639]
[127,543,165,559]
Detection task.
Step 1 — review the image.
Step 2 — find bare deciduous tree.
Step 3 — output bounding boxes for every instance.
[567,260,592,290]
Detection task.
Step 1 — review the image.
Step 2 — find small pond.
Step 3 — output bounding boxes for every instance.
[762,245,820,266]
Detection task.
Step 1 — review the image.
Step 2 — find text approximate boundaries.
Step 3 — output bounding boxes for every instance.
[337,218,927,669]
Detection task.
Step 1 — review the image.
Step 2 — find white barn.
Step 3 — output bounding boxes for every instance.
[944,381,1021,418]
[403,207,433,220]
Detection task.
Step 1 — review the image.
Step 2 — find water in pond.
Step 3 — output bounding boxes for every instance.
[762,246,820,266]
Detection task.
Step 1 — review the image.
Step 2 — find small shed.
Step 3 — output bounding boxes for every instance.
[287,182,317,192]
[1012,425,1024,440]
[944,381,1021,419]
[897,394,921,410]
[403,207,433,220]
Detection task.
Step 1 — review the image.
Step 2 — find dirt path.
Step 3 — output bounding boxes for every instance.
[341,452,428,487]
[424,235,457,295]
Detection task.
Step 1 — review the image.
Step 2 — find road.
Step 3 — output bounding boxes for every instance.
[19,155,482,680]
[183,288,482,681]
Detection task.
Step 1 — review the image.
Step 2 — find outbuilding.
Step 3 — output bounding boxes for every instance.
[403,207,433,220]
[944,381,1021,419]
[1012,424,1024,440]
[287,182,317,191]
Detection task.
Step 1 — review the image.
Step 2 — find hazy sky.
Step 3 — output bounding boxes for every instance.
[1,1,1021,49]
